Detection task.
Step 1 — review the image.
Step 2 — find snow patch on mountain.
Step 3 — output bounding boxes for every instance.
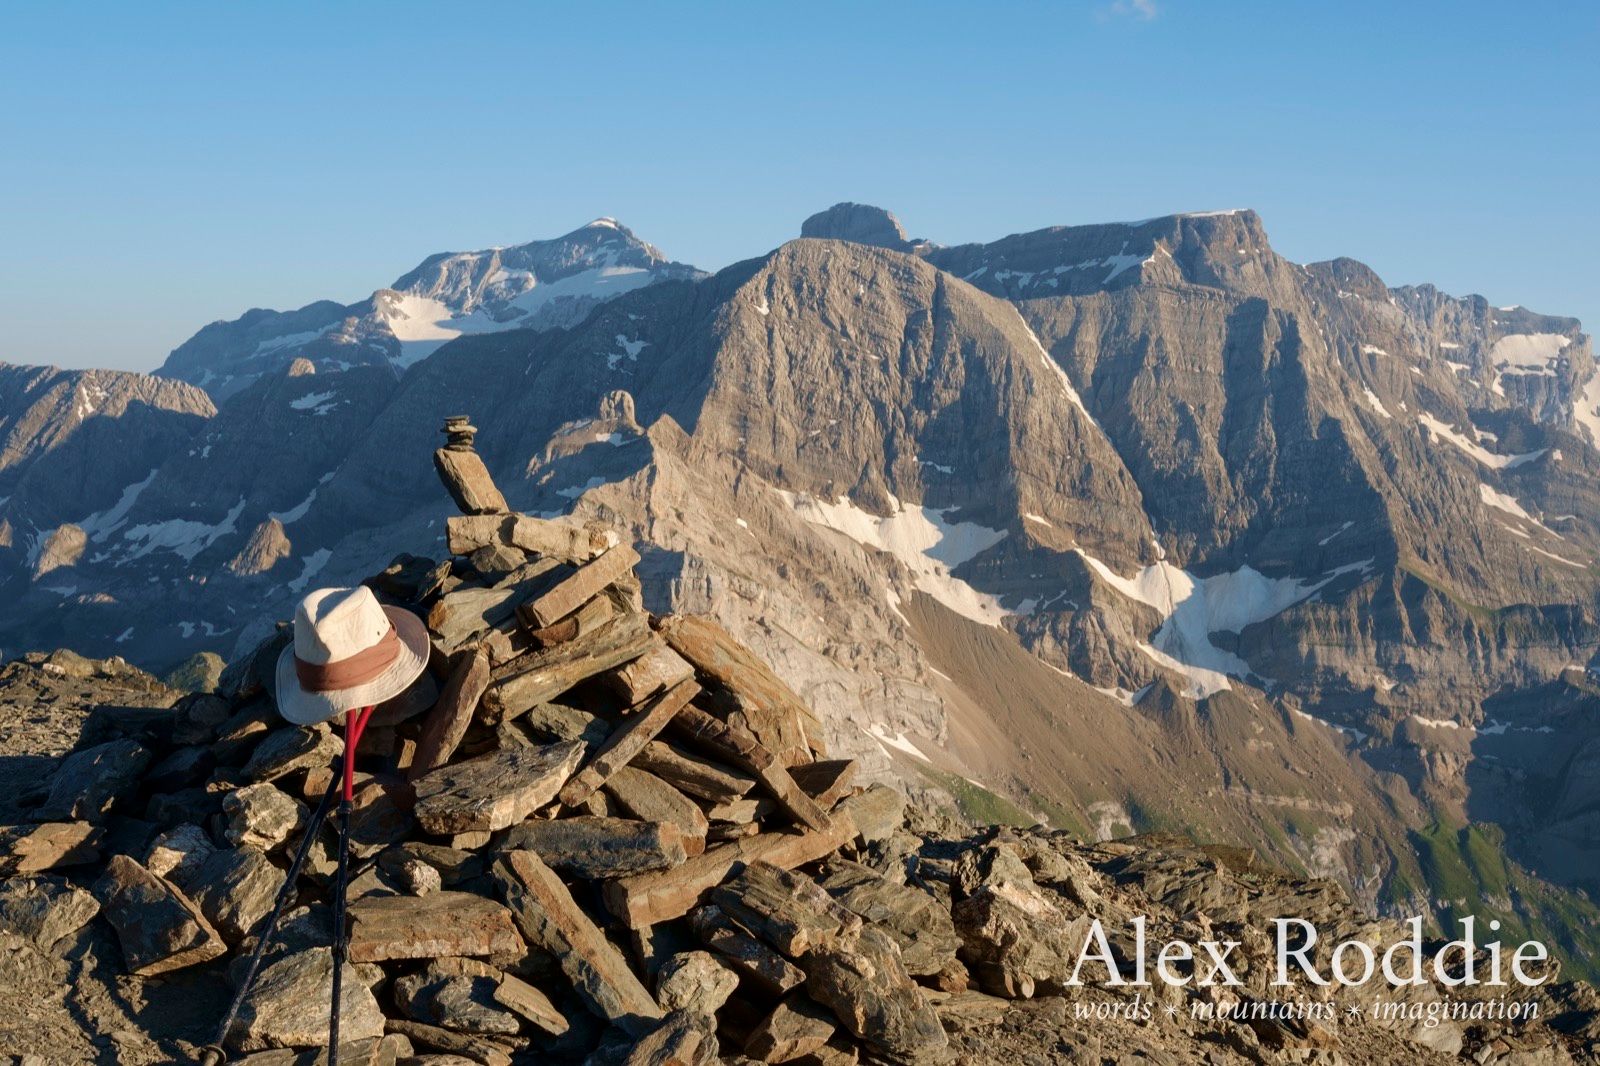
[255,329,328,356]
[270,472,335,526]
[867,723,928,761]
[77,469,159,542]
[1477,483,1538,527]
[1491,332,1571,376]
[1524,543,1587,569]
[607,334,649,370]
[1013,311,1099,427]
[1076,551,1375,699]
[288,548,333,593]
[1573,368,1600,447]
[778,490,1012,626]
[121,497,246,563]
[288,390,340,414]
[1418,412,1545,470]
[381,266,659,368]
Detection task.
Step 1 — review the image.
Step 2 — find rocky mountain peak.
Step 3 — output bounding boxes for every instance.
[800,202,918,251]
[156,219,705,398]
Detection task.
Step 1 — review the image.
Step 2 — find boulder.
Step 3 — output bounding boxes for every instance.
[35,739,151,821]
[712,863,861,957]
[692,908,806,995]
[603,767,709,857]
[412,741,585,835]
[951,867,1086,999]
[804,926,947,1064]
[433,445,509,516]
[494,849,662,1036]
[94,854,226,976]
[492,971,570,1035]
[186,845,282,944]
[409,646,492,778]
[231,947,386,1052]
[521,544,640,629]
[822,862,961,977]
[224,782,306,852]
[607,644,695,705]
[394,963,522,1036]
[653,951,739,1015]
[622,1010,719,1066]
[143,822,217,882]
[242,724,339,782]
[0,821,103,875]
[557,680,700,808]
[501,816,687,879]
[346,891,524,963]
[0,875,100,952]
[745,995,838,1063]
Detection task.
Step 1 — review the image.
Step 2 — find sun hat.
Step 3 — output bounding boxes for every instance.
[274,586,431,726]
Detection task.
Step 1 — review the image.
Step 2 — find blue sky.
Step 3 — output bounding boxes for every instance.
[2,2,1595,372]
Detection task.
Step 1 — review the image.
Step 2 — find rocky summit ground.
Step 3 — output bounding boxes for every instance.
[1,503,1597,1064]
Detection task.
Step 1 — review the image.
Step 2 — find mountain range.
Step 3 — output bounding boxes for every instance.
[2,202,1597,978]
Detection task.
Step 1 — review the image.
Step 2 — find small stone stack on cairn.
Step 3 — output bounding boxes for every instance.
[0,417,969,1066]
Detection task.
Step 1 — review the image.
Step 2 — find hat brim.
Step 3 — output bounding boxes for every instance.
[274,605,432,726]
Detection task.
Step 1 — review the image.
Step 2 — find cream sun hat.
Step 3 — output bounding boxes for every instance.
[274,586,431,726]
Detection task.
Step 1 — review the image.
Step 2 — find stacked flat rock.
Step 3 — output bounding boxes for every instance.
[0,425,951,1066]
[3,422,1597,1066]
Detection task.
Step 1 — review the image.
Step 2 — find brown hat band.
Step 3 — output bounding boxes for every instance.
[295,626,401,692]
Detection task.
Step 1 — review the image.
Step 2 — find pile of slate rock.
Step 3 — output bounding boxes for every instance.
[5,420,1599,1066]
[0,421,959,1066]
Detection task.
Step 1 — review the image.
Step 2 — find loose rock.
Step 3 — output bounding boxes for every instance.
[495,849,663,1036]
[224,782,306,851]
[653,950,738,1015]
[94,853,226,976]
[0,875,100,952]
[412,741,585,835]
[346,891,524,963]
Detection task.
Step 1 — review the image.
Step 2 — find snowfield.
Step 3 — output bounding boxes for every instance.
[779,490,1012,626]
[1077,550,1374,699]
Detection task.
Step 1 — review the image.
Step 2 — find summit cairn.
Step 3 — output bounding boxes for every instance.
[434,415,510,516]
[1,417,1596,1064]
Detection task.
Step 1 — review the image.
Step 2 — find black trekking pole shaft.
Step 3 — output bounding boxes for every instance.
[329,797,353,1066]
[197,768,341,1066]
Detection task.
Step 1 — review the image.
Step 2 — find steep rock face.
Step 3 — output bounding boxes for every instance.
[799,202,922,251]
[926,209,1306,303]
[226,518,291,577]
[689,239,1154,569]
[0,364,215,617]
[156,219,704,399]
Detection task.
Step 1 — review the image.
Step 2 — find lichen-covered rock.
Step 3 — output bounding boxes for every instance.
[94,854,225,976]
[0,876,99,952]
[35,739,151,821]
[231,947,385,1052]
[653,951,738,1016]
[804,926,948,1064]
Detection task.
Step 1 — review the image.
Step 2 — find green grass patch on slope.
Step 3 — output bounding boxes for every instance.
[914,764,1038,829]
[1411,821,1600,985]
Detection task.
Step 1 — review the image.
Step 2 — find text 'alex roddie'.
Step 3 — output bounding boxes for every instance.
[1064,916,1550,990]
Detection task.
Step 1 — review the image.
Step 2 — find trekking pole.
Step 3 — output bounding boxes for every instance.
[328,705,375,1066]
[195,767,342,1066]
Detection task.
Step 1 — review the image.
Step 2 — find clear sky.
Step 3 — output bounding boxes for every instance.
[2,2,1595,372]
